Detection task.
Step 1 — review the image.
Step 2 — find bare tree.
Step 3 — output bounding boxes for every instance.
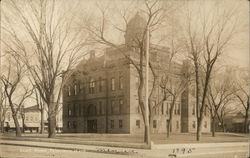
[82,0,173,146]
[146,7,189,138]
[234,69,249,133]
[34,86,46,134]
[217,102,237,132]
[161,65,190,137]
[0,53,33,137]
[2,0,88,138]
[183,0,239,141]
[0,86,7,133]
[207,69,236,136]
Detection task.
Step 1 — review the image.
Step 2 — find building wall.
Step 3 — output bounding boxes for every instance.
[25,111,40,127]
[63,55,131,133]
[63,49,211,134]
[5,109,23,129]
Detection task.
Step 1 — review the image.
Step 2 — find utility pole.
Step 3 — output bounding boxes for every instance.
[0,0,2,133]
[145,24,151,148]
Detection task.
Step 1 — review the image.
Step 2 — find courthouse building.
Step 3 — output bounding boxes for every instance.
[62,13,210,134]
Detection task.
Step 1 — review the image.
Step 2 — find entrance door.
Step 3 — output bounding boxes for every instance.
[87,120,97,133]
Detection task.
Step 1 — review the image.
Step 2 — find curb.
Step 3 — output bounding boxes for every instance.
[0,142,139,156]
[153,142,248,149]
[0,137,148,149]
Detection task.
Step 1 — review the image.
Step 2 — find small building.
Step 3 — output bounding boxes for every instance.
[4,108,23,132]
[24,105,41,133]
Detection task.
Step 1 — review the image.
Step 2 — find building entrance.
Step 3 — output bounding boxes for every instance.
[87,120,97,133]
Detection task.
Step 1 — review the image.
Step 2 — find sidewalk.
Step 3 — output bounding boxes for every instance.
[0,138,248,158]
[1,132,248,148]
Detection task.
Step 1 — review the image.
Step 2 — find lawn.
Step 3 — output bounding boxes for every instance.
[1,132,247,145]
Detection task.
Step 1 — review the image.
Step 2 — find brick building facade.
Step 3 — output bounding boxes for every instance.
[62,13,210,134]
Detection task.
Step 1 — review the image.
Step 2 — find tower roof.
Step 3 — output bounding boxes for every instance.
[124,12,147,46]
[127,12,147,29]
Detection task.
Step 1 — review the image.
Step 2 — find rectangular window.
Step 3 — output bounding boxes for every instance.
[111,78,115,91]
[204,121,207,128]
[178,104,181,115]
[119,76,123,89]
[174,104,177,115]
[135,76,139,88]
[119,99,123,114]
[73,121,77,129]
[99,101,102,115]
[111,120,114,128]
[136,120,140,128]
[82,106,85,116]
[111,101,115,114]
[153,120,157,128]
[152,101,156,114]
[192,105,195,115]
[204,107,207,116]
[161,103,164,115]
[73,104,76,117]
[68,104,72,117]
[89,80,95,94]
[166,103,169,114]
[192,121,196,128]
[99,78,103,92]
[74,84,77,95]
[68,86,71,96]
[138,105,141,113]
[119,120,123,128]
[67,121,71,128]
[79,84,84,94]
[176,121,179,129]
[79,105,81,116]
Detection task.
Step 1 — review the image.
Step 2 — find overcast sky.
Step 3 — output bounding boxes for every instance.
[76,0,249,68]
[1,0,249,108]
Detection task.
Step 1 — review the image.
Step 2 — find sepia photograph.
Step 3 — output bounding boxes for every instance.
[0,0,249,158]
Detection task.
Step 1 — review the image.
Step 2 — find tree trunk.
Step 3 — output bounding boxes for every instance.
[22,116,25,133]
[12,114,21,137]
[196,117,203,141]
[211,117,215,137]
[167,98,175,138]
[0,121,4,133]
[167,119,171,138]
[144,124,151,149]
[48,114,56,138]
[222,125,226,132]
[40,108,44,134]
[244,111,248,133]
[48,99,56,138]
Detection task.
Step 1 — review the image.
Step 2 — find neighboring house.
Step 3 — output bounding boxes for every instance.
[215,111,246,133]
[62,13,210,134]
[4,108,23,132]
[227,112,245,133]
[24,105,41,133]
[3,104,63,133]
[24,105,63,133]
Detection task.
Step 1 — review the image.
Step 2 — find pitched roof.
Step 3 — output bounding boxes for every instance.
[24,105,40,112]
